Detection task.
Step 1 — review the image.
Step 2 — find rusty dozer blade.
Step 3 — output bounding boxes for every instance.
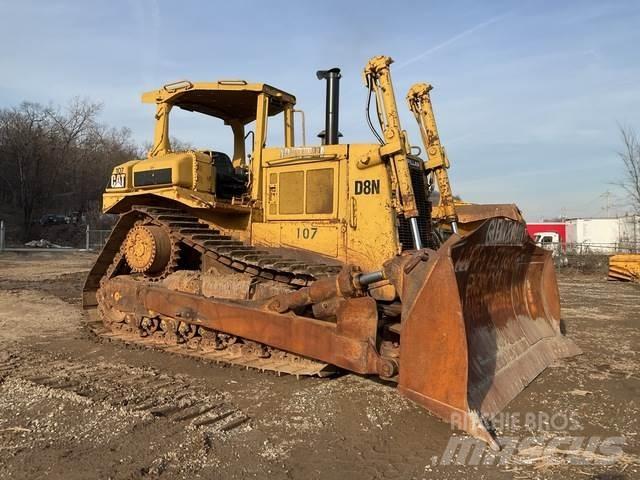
[390,217,581,447]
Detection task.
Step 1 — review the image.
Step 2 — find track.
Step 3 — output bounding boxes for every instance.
[83,206,342,377]
[89,317,336,377]
[85,206,342,297]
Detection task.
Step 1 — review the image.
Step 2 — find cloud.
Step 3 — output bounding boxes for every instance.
[395,12,512,70]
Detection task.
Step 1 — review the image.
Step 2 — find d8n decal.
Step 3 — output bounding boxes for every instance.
[354,179,380,195]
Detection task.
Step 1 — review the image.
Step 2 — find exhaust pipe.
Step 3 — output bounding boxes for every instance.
[316,68,341,145]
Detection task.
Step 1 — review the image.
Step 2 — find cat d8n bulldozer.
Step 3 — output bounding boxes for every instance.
[83,55,580,448]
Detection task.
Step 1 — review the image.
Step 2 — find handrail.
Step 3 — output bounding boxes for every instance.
[218,80,248,85]
[163,80,194,93]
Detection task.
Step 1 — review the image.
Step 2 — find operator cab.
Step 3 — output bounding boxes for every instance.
[200,151,247,199]
[103,80,297,213]
[143,80,297,197]
[144,80,296,159]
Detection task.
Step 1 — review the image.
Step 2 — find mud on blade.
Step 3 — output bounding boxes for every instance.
[395,217,581,445]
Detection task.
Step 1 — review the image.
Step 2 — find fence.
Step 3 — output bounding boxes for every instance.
[0,221,111,252]
[566,242,640,255]
[540,241,640,256]
[85,225,111,251]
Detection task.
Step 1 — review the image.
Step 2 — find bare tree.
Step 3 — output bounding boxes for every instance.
[619,125,640,214]
[0,99,138,239]
[0,102,53,233]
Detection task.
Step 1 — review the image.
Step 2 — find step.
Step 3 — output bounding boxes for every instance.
[156,214,199,222]
[203,240,244,247]
[216,246,255,254]
[254,256,283,266]
[167,221,207,229]
[265,261,306,270]
[179,228,221,235]
[230,250,270,260]
[190,233,229,241]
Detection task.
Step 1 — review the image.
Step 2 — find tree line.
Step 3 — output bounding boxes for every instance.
[0,99,139,237]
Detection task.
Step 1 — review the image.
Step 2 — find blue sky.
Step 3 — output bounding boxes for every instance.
[1,0,639,220]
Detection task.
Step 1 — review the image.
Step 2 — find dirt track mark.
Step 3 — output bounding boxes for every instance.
[0,350,249,435]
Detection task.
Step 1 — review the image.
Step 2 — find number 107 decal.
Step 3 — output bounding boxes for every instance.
[297,227,318,239]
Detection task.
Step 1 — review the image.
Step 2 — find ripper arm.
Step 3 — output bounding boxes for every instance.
[363,56,424,248]
[406,83,458,232]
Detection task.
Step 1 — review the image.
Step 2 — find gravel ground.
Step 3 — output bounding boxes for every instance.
[0,251,638,479]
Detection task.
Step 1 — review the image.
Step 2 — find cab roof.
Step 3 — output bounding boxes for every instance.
[142,80,296,125]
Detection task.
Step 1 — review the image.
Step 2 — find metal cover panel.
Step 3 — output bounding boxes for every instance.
[134,168,172,187]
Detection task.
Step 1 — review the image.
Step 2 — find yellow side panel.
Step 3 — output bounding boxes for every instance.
[252,222,342,259]
[345,146,399,271]
[280,223,340,257]
[251,222,281,247]
[256,144,400,272]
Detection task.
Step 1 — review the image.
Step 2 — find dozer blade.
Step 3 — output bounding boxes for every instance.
[608,254,640,282]
[395,217,581,447]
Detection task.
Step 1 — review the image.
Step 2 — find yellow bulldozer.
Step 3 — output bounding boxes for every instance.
[83,55,580,448]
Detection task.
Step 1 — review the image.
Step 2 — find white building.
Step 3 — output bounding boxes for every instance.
[565,215,640,253]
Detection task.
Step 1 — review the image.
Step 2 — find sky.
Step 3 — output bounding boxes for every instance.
[1,0,639,220]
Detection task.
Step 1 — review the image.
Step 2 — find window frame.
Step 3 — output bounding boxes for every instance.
[265,161,339,221]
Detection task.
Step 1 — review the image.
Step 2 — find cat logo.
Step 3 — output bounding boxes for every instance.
[110,173,126,189]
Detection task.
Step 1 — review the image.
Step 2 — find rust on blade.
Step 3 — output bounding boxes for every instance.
[390,217,580,443]
[451,217,580,416]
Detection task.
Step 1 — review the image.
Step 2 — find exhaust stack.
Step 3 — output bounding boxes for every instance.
[316,68,341,145]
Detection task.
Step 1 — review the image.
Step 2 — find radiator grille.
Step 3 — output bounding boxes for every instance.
[397,160,434,250]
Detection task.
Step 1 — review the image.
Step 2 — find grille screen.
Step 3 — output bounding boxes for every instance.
[306,168,334,214]
[279,171,304,214]
[397,162,434,250]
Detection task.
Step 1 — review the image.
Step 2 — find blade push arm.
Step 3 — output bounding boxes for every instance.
[406,83,458,233]
[363,56,423,248]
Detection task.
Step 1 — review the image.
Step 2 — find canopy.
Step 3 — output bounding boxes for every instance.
[142,81,296,124]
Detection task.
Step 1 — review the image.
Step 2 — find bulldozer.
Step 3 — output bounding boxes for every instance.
[83,55,580,448]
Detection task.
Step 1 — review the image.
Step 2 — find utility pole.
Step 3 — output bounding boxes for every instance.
[601,190,612,217]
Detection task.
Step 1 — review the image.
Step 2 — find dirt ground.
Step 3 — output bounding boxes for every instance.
[0,251,638,479]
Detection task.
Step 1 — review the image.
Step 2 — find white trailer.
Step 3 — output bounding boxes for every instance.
[566,216,640,253]
[618,215,640,252]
